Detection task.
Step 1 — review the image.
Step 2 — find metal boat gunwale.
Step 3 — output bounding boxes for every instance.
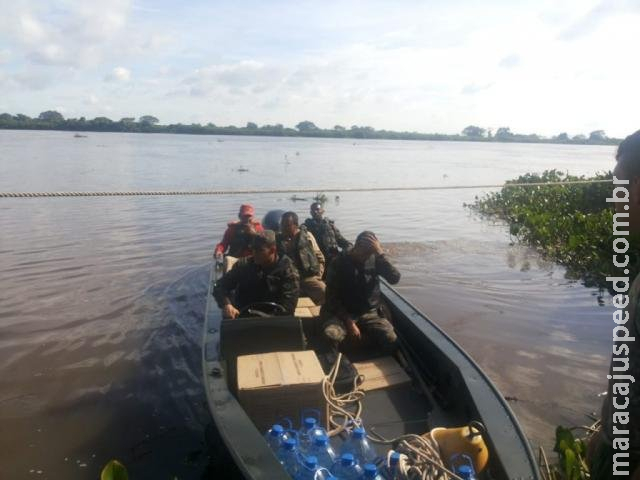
[380,279,540,479]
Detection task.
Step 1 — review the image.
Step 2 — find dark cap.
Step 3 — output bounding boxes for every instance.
[355,231,377,246]
[252,229,277,249]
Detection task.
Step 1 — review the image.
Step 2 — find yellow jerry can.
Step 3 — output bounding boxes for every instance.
[426,422,489,473]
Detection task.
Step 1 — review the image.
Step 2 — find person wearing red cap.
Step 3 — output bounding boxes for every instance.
[214,204,264,260]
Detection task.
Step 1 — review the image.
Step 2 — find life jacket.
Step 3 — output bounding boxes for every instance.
[227,221,261,257]
[278,226,320,277]
[305,218,338,255]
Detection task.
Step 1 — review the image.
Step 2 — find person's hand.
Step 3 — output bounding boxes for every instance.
[371,238,383,256]
[223,304,240,319]
[346,321,361,340]
[357,232,383,256]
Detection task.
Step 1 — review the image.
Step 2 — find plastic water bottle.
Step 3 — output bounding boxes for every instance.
[308,433,337,469]
[295,455,320,480]
[277,438,301,477]
[330,453,362,480]
[450,454,477,480]
[383,451,403,479]
[360,463,384,480]
[298,417,325,453]
[455,465,477,480]
[265,424,286,453]
[341,427,377,465]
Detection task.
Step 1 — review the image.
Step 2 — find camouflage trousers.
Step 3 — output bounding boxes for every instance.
[302,275,326,305]
[321,308,398,354]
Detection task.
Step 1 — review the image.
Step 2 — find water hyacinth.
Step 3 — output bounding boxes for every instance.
[468,170,638,293]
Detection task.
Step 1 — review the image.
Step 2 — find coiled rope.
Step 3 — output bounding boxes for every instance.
[0,179,613,198]
[323,354,462,479]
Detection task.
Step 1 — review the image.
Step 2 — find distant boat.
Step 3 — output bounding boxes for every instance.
[237,167,249,172]
[74,133,88,138]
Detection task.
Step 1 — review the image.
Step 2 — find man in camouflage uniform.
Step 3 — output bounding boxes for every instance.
[278,211,326,305]
[213,230,299,318]
[320,231,401,355]
[304,202,352,267]
[590,130,640,479]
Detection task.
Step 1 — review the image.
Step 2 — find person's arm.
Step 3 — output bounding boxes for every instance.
[374,245,401,284]
[278,263,300,315]
[331,221,352,250]
[213,262,243,317]
[214,226,234,257]
[308,231,325,277]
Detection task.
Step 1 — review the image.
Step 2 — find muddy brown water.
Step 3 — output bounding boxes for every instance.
[0,131,616,478]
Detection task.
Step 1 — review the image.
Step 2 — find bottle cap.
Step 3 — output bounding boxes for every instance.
[314,434,328,446]
[270,424,284,436]
[304,417,317,429]
[363,464,377,478]
[457,465,473,479]
[304,455,318,468]
[340,453,354,465]
[284,438,297,450]
[390,451,401,466]
[352,427,365,439]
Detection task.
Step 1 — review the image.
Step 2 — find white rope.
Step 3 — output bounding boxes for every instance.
[0,179,613,198]
[322,354,463,480]
[322,353,366,437]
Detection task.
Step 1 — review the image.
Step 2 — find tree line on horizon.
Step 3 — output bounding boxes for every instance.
[0,110,620,145]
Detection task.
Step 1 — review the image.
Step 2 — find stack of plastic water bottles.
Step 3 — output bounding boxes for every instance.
[265,420,407,480]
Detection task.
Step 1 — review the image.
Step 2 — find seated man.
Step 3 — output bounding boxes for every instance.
[277,211,326,305]
[213,230,300,319]
[320,231,401,354]
[214,204,264,261]
[304,202,352,266]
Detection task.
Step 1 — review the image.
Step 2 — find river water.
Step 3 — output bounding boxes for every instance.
[0,130,617,479]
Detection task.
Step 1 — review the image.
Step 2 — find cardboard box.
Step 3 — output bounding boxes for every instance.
[237,350,327,433]
[353,356,411,391]
[295,307,314,318]
[296,297,316,308]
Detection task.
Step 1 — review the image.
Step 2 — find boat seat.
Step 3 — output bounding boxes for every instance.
[220,315,306,395]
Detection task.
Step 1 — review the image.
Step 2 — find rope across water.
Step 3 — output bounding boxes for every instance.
[0,179,613,198]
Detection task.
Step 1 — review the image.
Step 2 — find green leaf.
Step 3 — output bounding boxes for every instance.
[101,460,129,480]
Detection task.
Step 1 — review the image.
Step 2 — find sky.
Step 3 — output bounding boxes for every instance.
[0,0,639,137]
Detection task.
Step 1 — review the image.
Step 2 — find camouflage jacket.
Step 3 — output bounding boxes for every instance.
[213,254,300,315]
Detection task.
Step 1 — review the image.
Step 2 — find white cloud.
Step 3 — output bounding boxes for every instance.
[84,94,100,105]
[105,67,131,82]
[1,0,638,136]
[0,49,11,64]
[499,54,521,68]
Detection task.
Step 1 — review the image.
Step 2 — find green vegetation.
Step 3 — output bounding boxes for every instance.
[539,426,591,480]
[100,460,128,480]
[0,111,620,145]
[468,169,637,290]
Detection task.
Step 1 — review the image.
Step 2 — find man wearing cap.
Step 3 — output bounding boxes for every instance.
[213,230,300,319]
[320,231,401,354]
[278,211,326,305]
[304,202,352,267]
[214,204,264,260]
